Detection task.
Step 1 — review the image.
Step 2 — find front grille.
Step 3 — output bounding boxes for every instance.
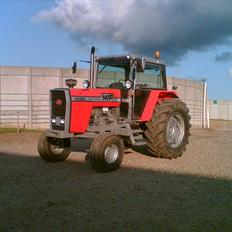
[51,90,67,131]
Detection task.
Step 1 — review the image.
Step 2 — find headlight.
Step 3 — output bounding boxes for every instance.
[51,118,56,124]
[83,80,90,89]
[125,80,133,89]
[102,107,109,114]
[60,119,65,124]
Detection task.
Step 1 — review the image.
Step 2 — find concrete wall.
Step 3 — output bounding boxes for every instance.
[167,77,205,127]
[209,100,232,120]
[0,66,205,129]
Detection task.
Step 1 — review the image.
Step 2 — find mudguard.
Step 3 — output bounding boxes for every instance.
[140,90,178,121]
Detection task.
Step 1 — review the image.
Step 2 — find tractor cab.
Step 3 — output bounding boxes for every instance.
[95,55,167,119]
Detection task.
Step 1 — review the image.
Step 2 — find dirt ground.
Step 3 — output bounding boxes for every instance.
[0,121,232,232]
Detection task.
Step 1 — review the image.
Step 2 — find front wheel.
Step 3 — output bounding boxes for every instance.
[88,134,124,172]
[144,99,191,159]
[37,132,71,162]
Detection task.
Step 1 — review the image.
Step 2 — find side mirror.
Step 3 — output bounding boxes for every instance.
[72,62,77,74]
[136,58,145,72]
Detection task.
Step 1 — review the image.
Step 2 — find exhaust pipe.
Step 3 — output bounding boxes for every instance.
[90,46,95,89]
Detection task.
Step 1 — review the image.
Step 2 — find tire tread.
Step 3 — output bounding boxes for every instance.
[144,99,191,159]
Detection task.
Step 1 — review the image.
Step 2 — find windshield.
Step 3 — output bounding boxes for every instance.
[96,58,165,89]
[96,65,126,88]
[96,57,130,88]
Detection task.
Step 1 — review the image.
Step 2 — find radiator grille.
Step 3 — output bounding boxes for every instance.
[51,90,66,131]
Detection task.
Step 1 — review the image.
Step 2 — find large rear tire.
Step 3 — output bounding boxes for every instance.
[144,99,191,159]
[37,132,71,162]
[89,134,124,172]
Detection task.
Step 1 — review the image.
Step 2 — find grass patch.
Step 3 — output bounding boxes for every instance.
[0,127,43,134]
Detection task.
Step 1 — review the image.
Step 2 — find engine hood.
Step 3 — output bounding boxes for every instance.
[70,88,121,102]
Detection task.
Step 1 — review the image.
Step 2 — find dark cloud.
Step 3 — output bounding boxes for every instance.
[215,52,232,63]
[35,0,232,65]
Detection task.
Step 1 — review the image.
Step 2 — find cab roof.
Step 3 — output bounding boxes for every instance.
[96,55,165,66]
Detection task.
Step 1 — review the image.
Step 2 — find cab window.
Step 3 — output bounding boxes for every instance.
[136,63,165,89]
[96,65,125,88]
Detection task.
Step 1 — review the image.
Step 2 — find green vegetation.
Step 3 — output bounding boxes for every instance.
[0,127,42,134]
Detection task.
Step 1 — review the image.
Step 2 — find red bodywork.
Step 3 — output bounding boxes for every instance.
[69,88,178,133]
[70,88,120,133]
[140,90,178,121]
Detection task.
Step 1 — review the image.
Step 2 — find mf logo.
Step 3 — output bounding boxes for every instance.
[102,94,113,101]
[55,99,62,106]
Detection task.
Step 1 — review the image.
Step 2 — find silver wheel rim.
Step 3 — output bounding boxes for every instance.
[49,144,64,154]
[166,112,185,148]
[104,144,119,164]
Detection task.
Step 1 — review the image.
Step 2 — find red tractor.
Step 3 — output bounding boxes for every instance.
[38,47,191,172]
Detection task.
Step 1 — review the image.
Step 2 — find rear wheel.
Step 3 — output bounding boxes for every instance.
[144,99,191,159]
[89,134,124,172]
[37,132,71,162]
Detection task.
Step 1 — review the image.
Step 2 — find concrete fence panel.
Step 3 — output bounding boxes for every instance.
[209,100,232,120]
[167,77,204,127]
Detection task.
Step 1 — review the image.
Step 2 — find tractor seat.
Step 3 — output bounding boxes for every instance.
[109,82,124,90]
[109,82,128,98]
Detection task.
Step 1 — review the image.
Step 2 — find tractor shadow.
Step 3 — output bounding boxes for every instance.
[71,138,93,153]
[0,150,232,232]
[130,144,154,157]
[70,138,153,158]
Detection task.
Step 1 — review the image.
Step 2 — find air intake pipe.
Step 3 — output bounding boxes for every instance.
[90,46,95,89]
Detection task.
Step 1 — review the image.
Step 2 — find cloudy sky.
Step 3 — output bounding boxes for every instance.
[1,0,232,99]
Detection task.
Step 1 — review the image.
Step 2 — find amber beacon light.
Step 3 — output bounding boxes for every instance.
[154,50,160,59]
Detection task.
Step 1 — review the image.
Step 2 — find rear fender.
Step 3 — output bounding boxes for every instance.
[140,91,178,121]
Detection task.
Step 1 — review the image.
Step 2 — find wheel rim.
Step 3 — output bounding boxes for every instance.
[166,112,185,148]
[49,144,64,155]
[104,144,119,164]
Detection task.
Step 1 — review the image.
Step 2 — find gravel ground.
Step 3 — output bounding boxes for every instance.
[0,124,232,232]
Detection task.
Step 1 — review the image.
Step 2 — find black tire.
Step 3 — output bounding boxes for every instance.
[89,134,124,172]
[37,132,71,162]
[144,99,191,159]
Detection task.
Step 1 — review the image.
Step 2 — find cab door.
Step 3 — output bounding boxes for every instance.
[133,89,150,119]
[132,63,167,120]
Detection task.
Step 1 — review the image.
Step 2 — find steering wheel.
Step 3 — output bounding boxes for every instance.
[108,81,124,90]
[136,83,148,88]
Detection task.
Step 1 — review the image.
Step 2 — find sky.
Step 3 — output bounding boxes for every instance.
[0,0,232,100]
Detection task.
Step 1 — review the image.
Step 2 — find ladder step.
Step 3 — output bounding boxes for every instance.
[129,136,146,146]
[131,129,143,134]
[133,141,146,146]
